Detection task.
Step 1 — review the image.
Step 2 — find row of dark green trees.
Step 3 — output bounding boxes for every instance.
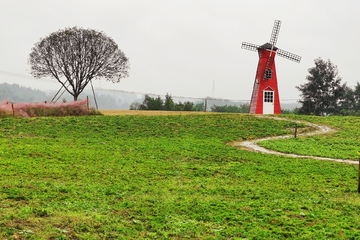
[130,94,250,113]
[297,58,360,116]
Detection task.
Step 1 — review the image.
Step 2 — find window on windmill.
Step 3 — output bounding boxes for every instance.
[264,91,274,102]
[265,69,272,79]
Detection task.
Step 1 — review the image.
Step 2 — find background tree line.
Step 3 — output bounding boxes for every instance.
[130,94,251,113]
[130,94,202,111]
[210,103,250,113]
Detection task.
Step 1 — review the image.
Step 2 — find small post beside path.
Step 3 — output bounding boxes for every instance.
[11,103,14,118]
[358,158,360,194]
[358,151,360,193]
[294,123,298,138]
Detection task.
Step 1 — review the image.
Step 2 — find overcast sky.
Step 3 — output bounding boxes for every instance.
[0,0,359,102]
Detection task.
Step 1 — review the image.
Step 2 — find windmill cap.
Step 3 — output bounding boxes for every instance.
[258,43,278,50]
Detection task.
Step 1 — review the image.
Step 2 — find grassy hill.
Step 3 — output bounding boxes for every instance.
[0,114,359,239]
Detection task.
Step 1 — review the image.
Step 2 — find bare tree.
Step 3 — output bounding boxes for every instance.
[29,27,130,101]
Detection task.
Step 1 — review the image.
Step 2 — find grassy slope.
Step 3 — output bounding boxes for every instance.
[0,114,359,239]
[259,115,360,160]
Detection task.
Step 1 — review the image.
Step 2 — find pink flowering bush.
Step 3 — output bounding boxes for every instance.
[0,99,101,118]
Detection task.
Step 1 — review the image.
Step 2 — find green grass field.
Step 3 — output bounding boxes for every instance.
[1,114,360,239]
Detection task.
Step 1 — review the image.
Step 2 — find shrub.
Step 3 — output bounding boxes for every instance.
[0,99,102,118]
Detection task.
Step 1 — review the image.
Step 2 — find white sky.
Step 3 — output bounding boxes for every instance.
[0,0,359,102]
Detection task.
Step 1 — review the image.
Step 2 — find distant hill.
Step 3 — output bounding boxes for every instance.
[0,83,50,103]
[0,83,142,110]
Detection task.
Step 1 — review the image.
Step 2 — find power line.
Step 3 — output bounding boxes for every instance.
[0,70,57,83]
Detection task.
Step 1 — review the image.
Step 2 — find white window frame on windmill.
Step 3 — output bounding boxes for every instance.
[263,87,274,114]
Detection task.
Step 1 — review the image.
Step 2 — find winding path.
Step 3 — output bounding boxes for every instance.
[231,116,358,165]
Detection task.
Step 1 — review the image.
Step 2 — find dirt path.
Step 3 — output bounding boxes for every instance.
[101,112,357,165]
[231,116,358,165]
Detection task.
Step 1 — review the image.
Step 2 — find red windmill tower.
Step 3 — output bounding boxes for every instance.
[242,20,301,114]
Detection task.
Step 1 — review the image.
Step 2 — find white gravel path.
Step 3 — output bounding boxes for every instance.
[231,116,358,165]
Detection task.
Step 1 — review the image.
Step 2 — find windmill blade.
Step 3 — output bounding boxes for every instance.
[241,42,260,52]
[269,20,281,46]
[276,48,301,63]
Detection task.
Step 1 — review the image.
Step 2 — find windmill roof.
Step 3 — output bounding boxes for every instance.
[258,43,278,50]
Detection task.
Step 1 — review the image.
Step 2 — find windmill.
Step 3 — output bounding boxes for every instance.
[241,20,301,114]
